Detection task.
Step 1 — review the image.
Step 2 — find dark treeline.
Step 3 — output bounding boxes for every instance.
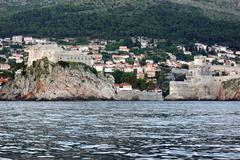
[0,1,240,48]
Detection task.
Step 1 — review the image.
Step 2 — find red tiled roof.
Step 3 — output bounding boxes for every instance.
[120,83,131,87]
[113,83,131,87]
[113,84,120,87]
[0,78,8,83]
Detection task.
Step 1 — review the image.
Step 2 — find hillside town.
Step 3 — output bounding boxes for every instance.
[1,35,240,99]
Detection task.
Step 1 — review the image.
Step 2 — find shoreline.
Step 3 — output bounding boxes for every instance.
[0,99,239,102]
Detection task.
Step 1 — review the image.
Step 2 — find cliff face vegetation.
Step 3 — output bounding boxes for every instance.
[0,58,116,100]
[220,78,240,100]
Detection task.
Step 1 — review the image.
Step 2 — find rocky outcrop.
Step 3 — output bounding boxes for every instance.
[219,78,240,100]
[166,78,240,101]
[165,79,217,101]
[0,58,116,100]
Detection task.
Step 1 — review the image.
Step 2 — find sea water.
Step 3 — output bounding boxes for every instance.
[0,101,240,159]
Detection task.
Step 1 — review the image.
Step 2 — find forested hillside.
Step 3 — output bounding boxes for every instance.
[1,0,240,20]
[0,0,240,48]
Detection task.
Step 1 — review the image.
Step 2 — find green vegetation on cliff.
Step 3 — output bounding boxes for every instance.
[57,61,98,76]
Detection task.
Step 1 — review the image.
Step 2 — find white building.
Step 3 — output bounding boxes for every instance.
[184,51,192,55]
[24,36,34,44]
[207,55,217,63]
[9,53,23,63]
[104,67,114,73]
[113,83,133,91]
[141,41,148,49]
[146,60,154,64]
[34,38,48,44]
[235,51,240,55]
[12,36,23,44]
[124,67,134,73]
[26,44,94,67]
[119,46,130,52]
[15,69,22,75]
[93,64,104,72]
[3,38,11,43]
[167,53,177,61]
[0,64,11,70]
[195,43,208,51]
[213,45,228,53]
[112,55,130,63]
[177,45,192,55]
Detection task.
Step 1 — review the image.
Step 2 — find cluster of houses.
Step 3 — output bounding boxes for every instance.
[93,52,159,82]
[0,36,52,87]
[162,43,240,69]
[1,35,48,45]
[195,43,240,66]
[89,36,159,49]
[1,35,240,94]
[0,35,50,67]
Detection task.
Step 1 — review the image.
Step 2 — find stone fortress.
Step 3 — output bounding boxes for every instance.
[166,56,240,100]
[26,43,93,67]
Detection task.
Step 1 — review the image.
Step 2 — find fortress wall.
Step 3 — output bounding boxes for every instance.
[167,56,240,100]
[211,65,240,73]
[169,81,197,98]
[169,74,240,100]
[52,54,93,66]
[26,44,94,67]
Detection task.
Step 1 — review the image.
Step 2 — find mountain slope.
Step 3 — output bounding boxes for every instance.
[170,0,240,21]
[1,0,240,20]
[0,1,240,48]
[170,0,240,16]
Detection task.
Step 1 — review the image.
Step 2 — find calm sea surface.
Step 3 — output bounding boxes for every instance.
[0,101,240,159]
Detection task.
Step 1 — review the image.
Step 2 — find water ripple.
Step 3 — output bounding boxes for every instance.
[0,101,239,159]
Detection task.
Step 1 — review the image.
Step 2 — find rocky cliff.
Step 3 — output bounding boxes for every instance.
[220,78,240,100]
[0,58,116,100]
[166,78,240,101]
